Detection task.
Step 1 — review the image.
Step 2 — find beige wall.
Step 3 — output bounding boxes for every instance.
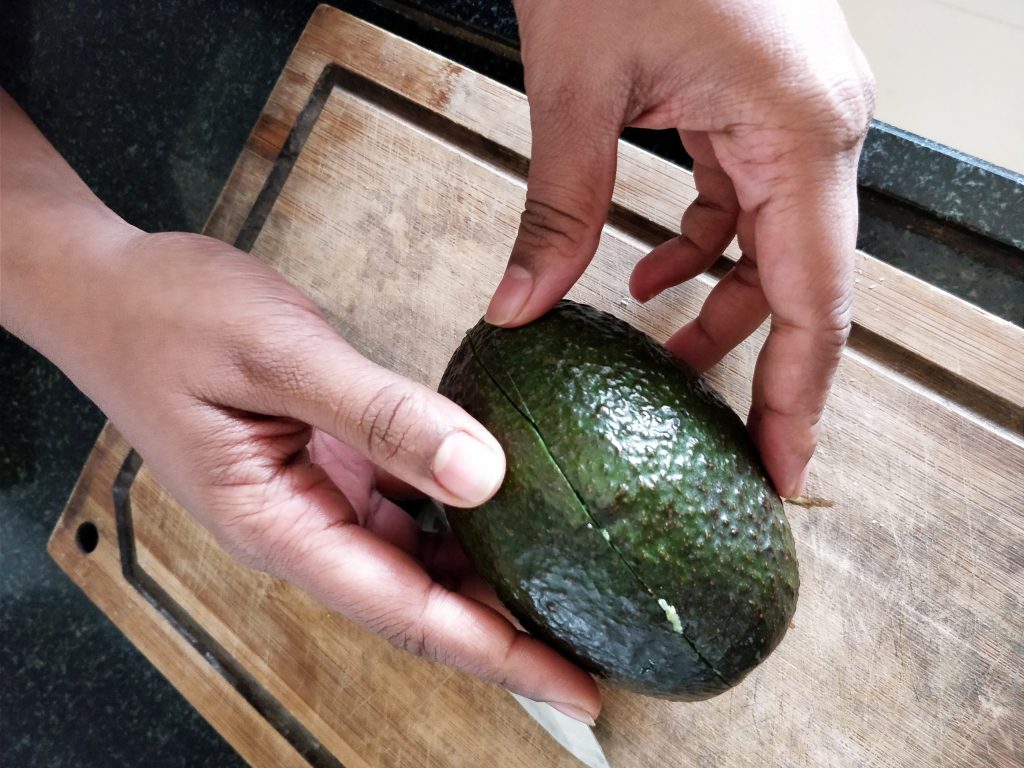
[839,0,1024,173]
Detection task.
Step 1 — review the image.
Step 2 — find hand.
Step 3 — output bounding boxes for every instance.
[1,89,600,719]
[67,232,602,718]
[491,0,875,497]
[4,90,600,722]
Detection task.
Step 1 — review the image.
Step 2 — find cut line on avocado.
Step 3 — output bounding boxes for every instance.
[466,333,728,686]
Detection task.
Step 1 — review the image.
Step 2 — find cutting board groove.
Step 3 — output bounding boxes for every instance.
[109,449,343,768]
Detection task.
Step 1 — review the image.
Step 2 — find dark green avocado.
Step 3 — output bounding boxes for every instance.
[438,300,798,700]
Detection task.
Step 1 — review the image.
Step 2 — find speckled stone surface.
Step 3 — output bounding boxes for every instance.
[860,122,1024,250]
[414,0,519,40]
[856,124,1024,325]
[858,191,1024,326]
[1,1,1021,765]
[1,0,319,234]
[1,1,316,764]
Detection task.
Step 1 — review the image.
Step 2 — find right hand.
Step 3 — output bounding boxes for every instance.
[491,0,875,499]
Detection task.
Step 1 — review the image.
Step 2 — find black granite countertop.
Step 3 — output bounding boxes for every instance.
[1,2,1021,766]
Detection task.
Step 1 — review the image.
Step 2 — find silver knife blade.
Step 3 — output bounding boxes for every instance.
[510,693,611,768]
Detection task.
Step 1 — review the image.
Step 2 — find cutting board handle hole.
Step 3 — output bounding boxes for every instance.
[75,521,99,554]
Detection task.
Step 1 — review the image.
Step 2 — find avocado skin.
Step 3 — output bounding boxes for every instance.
[438,301,799,699]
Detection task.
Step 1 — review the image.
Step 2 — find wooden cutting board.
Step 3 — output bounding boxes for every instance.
[49,6,1024,767]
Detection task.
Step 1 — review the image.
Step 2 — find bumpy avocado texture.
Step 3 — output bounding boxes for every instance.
[438,300,798,699]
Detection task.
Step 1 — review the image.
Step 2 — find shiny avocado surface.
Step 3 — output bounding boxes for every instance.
[438,300,799,699]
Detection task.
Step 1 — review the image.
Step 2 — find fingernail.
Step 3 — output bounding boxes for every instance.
[547,702,597,727]
[784,459,812,499]
[432,431,505,505]
[629,285,651,304]
[794,460,811,495]
[486,264,533,326]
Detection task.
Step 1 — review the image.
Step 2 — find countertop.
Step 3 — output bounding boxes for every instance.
[1,2,1020,766]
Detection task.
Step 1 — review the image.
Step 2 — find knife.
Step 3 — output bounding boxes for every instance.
[510,693,611,768]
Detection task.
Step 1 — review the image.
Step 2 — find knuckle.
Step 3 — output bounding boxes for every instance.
[732,253,761,290]
[824,289,855,339]
[818,78,875,151]
[852,47,879,122]
[755,68,875,160]
[808,304,853,360]
[828,315,853,349]
[457,631,516,688]
[780,60,875,152]
[526,64,627,133]
[352,382,422,463]
[373,583,443,660]
[822,319,852,354]
[770,291,853,367]
[526,77,588,127]
[372,609,422,656]
[516,196,594,261]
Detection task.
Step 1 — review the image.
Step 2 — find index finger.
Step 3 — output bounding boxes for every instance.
[220,462,601,720]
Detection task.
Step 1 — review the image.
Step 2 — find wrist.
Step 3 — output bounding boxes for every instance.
[1,195,141,369]
[1,90,142,367]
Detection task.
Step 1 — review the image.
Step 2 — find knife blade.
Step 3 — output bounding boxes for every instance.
[510,693,610,768]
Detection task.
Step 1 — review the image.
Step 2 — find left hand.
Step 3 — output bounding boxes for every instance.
[1,88,602,721]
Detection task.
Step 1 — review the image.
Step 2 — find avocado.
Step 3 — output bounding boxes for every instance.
[438,300,798,699]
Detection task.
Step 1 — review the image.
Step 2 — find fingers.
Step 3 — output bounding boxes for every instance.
[236,328,506,509]
[308,428,476,580]
[664,251,769,371]
[633,131,764,372]
[306,429,480,578]
[226,465,600,719]
[486,84,620,327]
[630,132,740,303]
[735,170,858,498]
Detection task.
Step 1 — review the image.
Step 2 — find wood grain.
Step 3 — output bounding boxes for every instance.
[127,464,578,768]
[48,426,309,768]
[53,5,1023,767]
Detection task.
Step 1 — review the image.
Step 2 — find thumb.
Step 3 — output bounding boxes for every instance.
[246,330,506,508]
[486,85,620,327]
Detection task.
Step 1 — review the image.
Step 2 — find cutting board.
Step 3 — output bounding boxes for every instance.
[49,6,1024,767]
